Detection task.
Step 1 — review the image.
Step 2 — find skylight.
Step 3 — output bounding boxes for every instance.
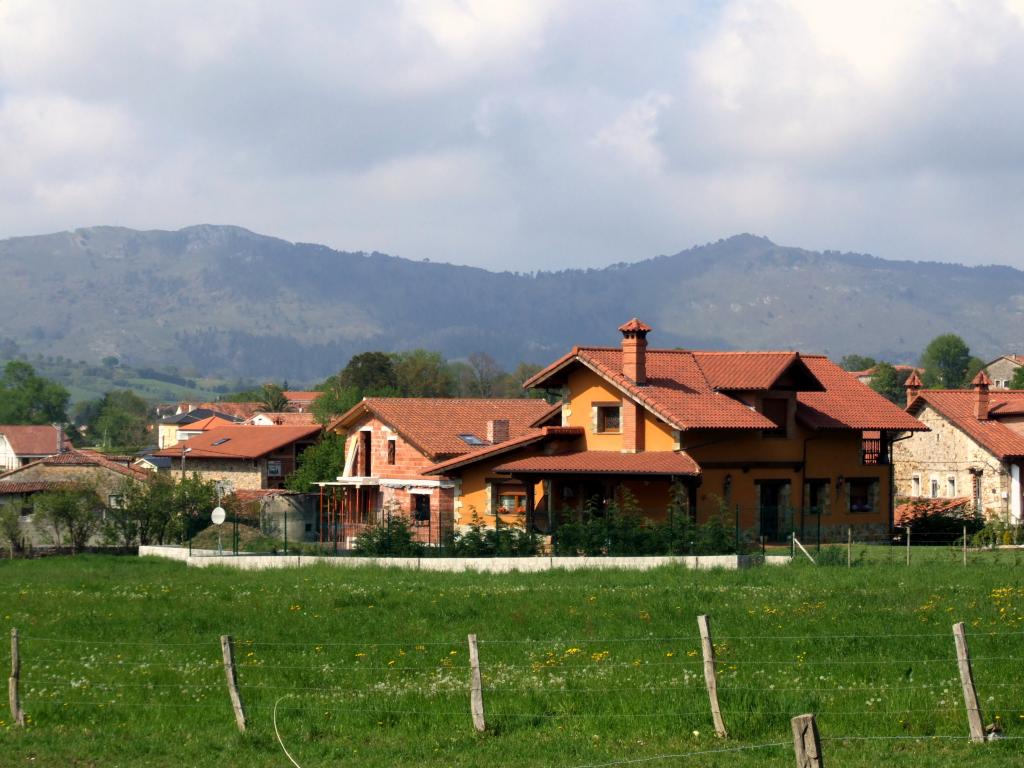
[458,433,486,446]
[211,438,231,446]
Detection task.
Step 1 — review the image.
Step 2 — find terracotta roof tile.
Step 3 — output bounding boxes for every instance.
[0,480,72,494]
[894,496,973,525]
[0,425,70,457]
[246,412,318,426]
[910,390,1024,459]
[0,448,150,482]
[495,451,701,476]
[330,398,557,459]
[795,357,927,431]
[154,425,322,460]
[528,346,923,433]
[177,415,238,432]
[284,391,320,402]
[424,426,585,475]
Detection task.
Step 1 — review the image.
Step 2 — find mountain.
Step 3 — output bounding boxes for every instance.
[2,225,1022,380]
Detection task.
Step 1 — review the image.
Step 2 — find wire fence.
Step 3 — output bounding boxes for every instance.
[7,618,1024,766]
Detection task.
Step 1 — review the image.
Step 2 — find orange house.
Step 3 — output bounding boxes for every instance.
[427,320,926,543]
[323,398,559,545]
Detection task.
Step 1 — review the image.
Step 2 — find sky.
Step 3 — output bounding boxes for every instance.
[2,0,1024,271]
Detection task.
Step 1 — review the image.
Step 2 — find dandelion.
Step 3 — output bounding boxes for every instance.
[692,730,700,738]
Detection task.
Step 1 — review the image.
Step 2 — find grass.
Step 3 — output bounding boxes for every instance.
[1,555,1022,767]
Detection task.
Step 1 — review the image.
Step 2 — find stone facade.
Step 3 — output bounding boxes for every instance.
[984,356,1024,389]
[175,458,265,490]
[893,403,1011,518]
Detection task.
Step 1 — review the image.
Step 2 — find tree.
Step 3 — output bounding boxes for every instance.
[103,474,177,546]
[176,473,219,542]
[0,502,25,555]
[33,487,102,553]
[1010,367,1024,389]
[869,362,906,404]
[965,356,986,384]
[839,355,877,372]
[285,433,346,491]
[338,352,398,392]
[392,350,455,397]
[464,352,503,397]
[310,384,362,425]
[257,383,289,412]
[920,334,971,388]
[0,361,70,424]
[88,390,150,450]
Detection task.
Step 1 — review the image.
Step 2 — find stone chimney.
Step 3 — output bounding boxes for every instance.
[487,419,510,444]
[619,318,652,385]
[972,370,992,420]
[904,370,922,408]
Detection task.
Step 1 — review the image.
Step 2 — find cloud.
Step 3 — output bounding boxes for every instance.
[1,1,1024,270]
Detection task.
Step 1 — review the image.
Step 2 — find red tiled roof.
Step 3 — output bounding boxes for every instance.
[495,450,701,476]
[0,480,72,494]
[895,496,973,525]
[909,390,1024,459]
[0,449,150,482]
[424,426,585,475]
[527,346,923,433]
[692,351,801,390]
[329,398,558,460]
[0,425,70,457]
[284,391,320,403]
[618,318,652,333]
[246,412,318,426]
[154,425,322,460]
[795,356,927,431]
[177,415,237,432]
[231,489,298,502]
[184,402,264,419]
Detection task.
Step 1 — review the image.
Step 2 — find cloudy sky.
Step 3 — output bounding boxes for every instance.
[2,1,1024,271]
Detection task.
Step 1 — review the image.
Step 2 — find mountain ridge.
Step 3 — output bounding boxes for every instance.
[2,225,1022,381]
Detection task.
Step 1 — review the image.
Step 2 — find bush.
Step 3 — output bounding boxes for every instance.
[353,511,422,557]
[448,511,538,557]
[972,519,1023,548]
[901,499,985,545]
[0,502,25,555]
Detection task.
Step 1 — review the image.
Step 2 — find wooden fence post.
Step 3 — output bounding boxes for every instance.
[9,628,24,727]
[952,622,985,742]
[847,527,852,568]
[963,525,968,567]
[220,635,247,733]
[905,526,911,566]
[697,615,727,738]
[791,713,824,768]
[467,633,485,732]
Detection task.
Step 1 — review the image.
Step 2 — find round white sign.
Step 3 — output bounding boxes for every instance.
[211,506,226,525]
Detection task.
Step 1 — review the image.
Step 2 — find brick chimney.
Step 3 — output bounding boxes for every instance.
[972,370,992,420]
[487,419,510,444]
[619,318,652,385]
[904,370,922,408]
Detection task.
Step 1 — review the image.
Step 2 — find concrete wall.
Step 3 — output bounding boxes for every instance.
[140,545,790,572]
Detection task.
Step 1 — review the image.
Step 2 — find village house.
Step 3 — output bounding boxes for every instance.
[848,364,922,387]
[322,398,560,545]
[246,411,317,426]
[981,355,1024,389]
[156,408,245,449]
[0,448,151,546]
[0,425,70,471]
[426,320,926,543]
[153,424,322,490]
[895,371,1024,522]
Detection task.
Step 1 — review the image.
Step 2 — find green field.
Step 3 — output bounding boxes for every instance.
[1,555,1022,767]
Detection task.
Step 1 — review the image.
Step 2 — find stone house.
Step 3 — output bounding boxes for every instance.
[323,398,560,546]
[982,355,1024,390]
[426,319,927,543]
[0,448,150,546]
[153,424,322,490]
[896,371,1024,521]
[0,425,70,471]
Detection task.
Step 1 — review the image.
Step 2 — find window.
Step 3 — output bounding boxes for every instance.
[412,493,431,523]
[911,475,921,497]
[848,479,875,513]
[267,460,283,477]
[595,404,621,433]
[930,478,939,498]
[386,439,396,465]
[498,492,526,514]
[108,494,124,509]
[458,433,486,446]
[761,398,788,438]
[947,476,956,497]
[212,437,230,446]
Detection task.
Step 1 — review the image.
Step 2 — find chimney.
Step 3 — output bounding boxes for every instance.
[972,370,992,420]
[487,419,509,444]
[619,318,652,385]
[904,370,922,408]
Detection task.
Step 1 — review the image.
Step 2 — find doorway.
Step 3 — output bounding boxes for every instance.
[758,480,790,541]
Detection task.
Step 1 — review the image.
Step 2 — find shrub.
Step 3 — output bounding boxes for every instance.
[353,507,422,557]
[448,511,538,557]
[901,499,984,546]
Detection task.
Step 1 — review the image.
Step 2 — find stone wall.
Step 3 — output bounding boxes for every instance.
[893,404,1009,518]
